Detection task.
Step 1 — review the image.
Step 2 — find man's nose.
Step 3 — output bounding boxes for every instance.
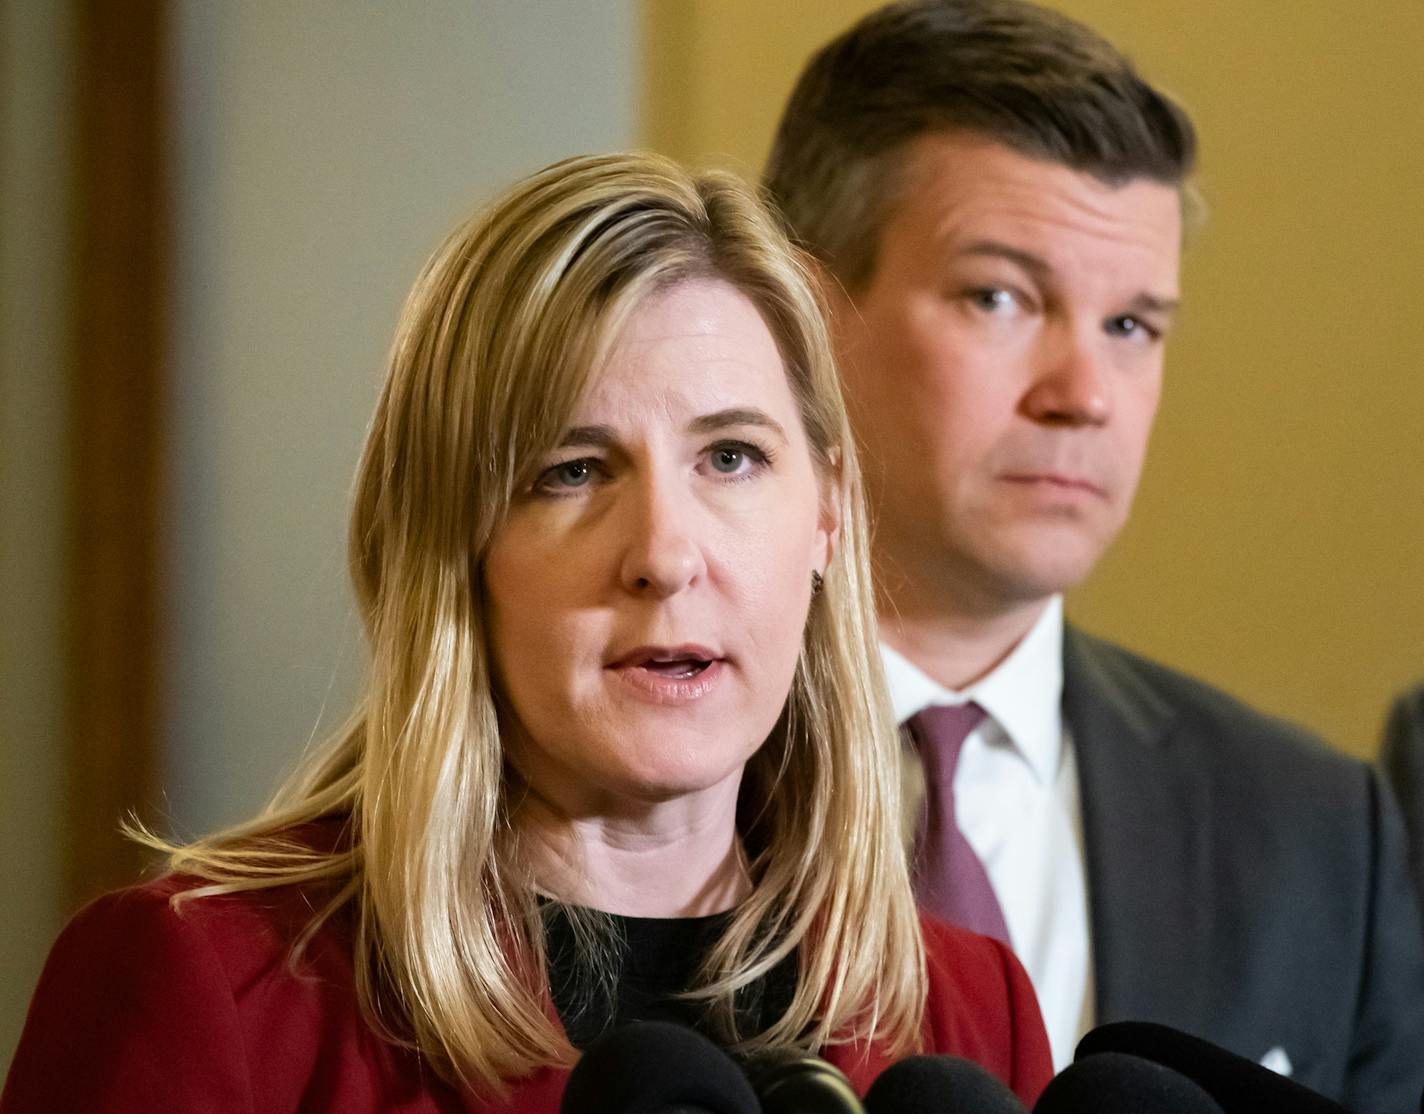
[618,474,706,597]
[1021,325,1112,427]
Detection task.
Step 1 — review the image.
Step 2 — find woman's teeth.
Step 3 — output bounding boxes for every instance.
[643,658,710,678]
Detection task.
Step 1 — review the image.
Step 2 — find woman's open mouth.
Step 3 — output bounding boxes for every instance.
[639,656,712,679]
[608,644,725,704]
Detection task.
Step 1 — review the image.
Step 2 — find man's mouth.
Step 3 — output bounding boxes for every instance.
[1000,471,1108,498]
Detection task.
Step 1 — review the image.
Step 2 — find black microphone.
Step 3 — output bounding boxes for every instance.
[1076,1021,1349,1113]
[560,1021,760,1113]
[1034,1052,1224,1113]
[863,1054,1026,1112]
[747,1048,867,1113]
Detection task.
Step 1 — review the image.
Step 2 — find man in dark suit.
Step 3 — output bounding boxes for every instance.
[764,2,1424,1109]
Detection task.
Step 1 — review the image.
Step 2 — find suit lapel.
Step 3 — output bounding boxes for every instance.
[1063,627,1214,1031]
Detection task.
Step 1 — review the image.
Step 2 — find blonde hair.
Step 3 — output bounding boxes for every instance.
[149,152,925,1092]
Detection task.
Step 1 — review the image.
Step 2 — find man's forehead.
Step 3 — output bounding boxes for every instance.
[890,131,1183,282]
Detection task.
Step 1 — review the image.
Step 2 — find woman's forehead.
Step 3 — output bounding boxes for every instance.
[575,279,800,424]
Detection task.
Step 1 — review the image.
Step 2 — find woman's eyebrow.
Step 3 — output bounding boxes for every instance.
[688,407,788,443]
[557,408,789,448]
[557,425,617,449]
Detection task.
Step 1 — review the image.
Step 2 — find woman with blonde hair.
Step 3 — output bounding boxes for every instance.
[3,153,1050,1112]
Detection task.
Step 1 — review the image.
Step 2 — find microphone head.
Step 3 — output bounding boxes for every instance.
[747,1048,866,1113]
[1075,1021,1350,1114]
[863,1054,1026,1113]
[1034,1052,1224,1113]
[560,1021,760,1114]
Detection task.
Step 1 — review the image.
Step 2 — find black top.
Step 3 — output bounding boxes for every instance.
[543,903,796,1050]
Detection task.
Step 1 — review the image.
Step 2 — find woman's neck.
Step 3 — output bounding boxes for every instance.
[519,786,751,917]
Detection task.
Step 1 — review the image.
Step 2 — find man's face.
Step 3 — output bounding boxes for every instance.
[833,132,1182,615]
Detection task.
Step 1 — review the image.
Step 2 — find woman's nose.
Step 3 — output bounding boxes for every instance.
[617,476,707,597]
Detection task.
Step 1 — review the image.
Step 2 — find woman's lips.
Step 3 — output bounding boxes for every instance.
[607,646,725,705]
[608,643,722,669]
[641,658,711,679]
[609,658,729,703]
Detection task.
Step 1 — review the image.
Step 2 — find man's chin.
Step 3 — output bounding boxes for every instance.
[887,521,1114,615]
[967,539,1107,610]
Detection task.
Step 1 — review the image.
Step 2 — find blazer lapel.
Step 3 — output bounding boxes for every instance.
[1063,627,1214,1032]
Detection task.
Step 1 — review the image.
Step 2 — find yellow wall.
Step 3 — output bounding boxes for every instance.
[641,1,1424,756]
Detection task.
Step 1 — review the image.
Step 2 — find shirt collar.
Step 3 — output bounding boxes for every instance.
[880,596,1065,786]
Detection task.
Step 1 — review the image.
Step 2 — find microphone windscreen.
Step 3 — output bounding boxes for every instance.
[1075,1021,1349,1113]
[1034,1052,1223,1113]
[863,1054,1026,1113]
[748,1048,866,1113]
[560,1020,760,1113]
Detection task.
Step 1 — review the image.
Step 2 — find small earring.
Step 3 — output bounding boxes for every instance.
[811,570,824,596]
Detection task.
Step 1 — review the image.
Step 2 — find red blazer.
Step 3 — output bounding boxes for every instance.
[2,877,1050,1112]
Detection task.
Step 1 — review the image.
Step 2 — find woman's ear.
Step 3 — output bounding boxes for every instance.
[814,445,843,577]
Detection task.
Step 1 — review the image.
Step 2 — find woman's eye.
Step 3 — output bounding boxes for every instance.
[710,446,747,474]
[704,440,770,479]
[535,458,597,493]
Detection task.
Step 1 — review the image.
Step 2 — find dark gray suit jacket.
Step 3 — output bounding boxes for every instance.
[1380,683,1424,915]
[1063,627,1424,1114]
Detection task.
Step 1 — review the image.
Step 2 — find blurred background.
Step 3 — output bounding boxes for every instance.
[2,0,1421,1073]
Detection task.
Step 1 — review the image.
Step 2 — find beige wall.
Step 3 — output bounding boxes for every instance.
[0,0,72,1070]
[165,1,638,837]
[641,1,1424,756]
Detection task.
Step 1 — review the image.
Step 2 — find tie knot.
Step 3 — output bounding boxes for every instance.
[908,702,987,786]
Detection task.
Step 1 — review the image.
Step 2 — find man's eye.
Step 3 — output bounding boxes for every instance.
[1106,314,1160,342]
[966,287,1016,313]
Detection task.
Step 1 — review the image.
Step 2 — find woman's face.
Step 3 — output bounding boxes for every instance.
[485,278,837,818]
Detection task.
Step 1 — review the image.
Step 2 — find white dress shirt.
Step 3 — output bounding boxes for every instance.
[883,596,1093,1070]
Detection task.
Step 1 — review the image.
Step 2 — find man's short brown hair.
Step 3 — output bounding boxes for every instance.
[763,0,1196,292]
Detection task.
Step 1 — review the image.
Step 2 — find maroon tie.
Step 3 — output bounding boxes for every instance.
[906,703,1011,945]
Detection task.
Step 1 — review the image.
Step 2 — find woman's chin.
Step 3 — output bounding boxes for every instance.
[566,757,749,819]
